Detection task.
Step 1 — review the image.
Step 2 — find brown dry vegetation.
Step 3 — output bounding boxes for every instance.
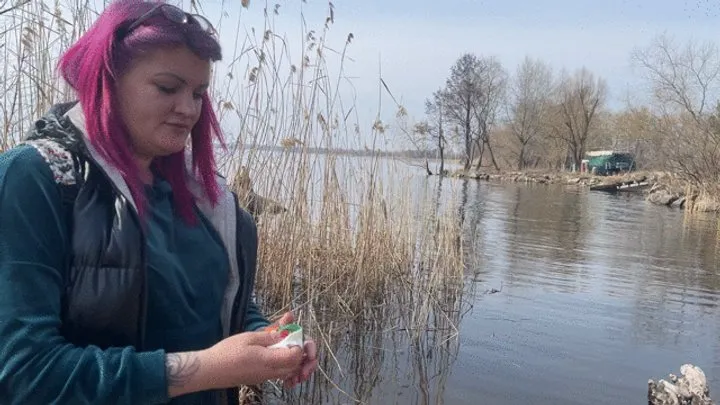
[1,1,470,403]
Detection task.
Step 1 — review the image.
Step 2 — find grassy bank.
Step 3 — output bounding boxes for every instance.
[0,1,471,403]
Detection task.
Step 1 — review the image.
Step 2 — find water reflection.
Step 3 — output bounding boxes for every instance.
[264,174,473,405]
[266,279,471,405]
[453,182,720,404]
[499,185,593,294]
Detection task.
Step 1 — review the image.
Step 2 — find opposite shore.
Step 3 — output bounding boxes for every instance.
[442,168,720,213]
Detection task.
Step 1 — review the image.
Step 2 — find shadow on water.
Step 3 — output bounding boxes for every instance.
[264,167,720,405]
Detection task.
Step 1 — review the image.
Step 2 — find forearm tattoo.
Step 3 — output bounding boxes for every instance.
[166,353,201,387]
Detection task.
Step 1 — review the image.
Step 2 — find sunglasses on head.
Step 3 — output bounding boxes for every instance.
[123,3,216,37]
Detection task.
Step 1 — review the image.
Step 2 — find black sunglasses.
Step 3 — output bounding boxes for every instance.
[124,4,216,37]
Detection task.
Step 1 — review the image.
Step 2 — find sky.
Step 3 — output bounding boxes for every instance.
[180,0,720,148]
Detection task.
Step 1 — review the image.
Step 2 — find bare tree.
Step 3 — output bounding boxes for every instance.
[506,56,554,169]
[632,34,720,184]
[552,68,607,169]
[440,54,479,169]
[470,56,506,170]
[607,106,659,169]
[439,53,506,170]
[414,90,449,175]
[633,34,720,119]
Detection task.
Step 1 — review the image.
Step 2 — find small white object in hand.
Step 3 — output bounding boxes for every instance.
[268,324,304,349]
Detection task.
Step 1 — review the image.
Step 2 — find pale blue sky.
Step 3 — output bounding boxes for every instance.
[191,0,720,148]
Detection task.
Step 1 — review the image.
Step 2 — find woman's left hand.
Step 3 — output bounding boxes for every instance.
[262,311,295,331]
[283,339,318,389]
[265,311,319,388]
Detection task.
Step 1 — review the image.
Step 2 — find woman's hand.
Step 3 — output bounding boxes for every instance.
[167,330,304,398]
[265,311,320,389]
[264,311,296,330]
[283,339,319,389]
[206,330,305,385]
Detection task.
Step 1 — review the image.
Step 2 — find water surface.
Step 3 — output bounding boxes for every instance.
[256,156,720,404]
[443,180,720,404]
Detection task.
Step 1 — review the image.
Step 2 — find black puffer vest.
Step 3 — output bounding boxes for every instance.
[23,102,258,372]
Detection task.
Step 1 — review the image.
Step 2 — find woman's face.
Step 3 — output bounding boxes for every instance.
[116,46,211,161]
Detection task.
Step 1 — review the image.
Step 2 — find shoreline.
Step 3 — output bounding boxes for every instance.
[443,169,720,213]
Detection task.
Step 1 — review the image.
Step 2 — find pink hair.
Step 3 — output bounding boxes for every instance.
[57,0,224,223]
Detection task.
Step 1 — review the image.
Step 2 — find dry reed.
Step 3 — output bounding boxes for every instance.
[1,1,471,403]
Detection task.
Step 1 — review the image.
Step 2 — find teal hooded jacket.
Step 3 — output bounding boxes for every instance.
[0,102,269,404]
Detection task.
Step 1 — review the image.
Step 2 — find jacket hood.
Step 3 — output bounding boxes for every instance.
[25,101,86,155]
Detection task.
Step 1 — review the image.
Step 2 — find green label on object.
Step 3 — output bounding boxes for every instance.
[279,323,302,333]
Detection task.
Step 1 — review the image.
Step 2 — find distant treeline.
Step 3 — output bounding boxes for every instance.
[405,34,720,187]
[246,144,465,160]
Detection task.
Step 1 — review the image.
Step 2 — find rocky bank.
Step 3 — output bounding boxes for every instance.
[648,364,714,405]
[448,169,720,213]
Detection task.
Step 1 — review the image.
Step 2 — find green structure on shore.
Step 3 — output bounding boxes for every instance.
[581,150,636,176]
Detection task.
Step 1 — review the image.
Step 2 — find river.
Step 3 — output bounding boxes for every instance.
[244,154,720,404]
[442,179,720,404]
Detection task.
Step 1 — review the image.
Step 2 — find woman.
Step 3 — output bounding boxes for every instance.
[0,0,317,403]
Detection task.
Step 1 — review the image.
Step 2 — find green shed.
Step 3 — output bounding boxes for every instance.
[583,151,636,176]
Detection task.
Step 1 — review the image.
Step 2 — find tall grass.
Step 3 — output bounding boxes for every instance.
[1,1,470,403]
[230,5,471,395]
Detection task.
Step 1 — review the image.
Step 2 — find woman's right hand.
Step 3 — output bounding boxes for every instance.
[167,330,304,398]
[207,330,305,385]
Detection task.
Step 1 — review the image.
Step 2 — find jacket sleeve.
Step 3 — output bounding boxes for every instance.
[0,147,168,404]
[244,300,271,331]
